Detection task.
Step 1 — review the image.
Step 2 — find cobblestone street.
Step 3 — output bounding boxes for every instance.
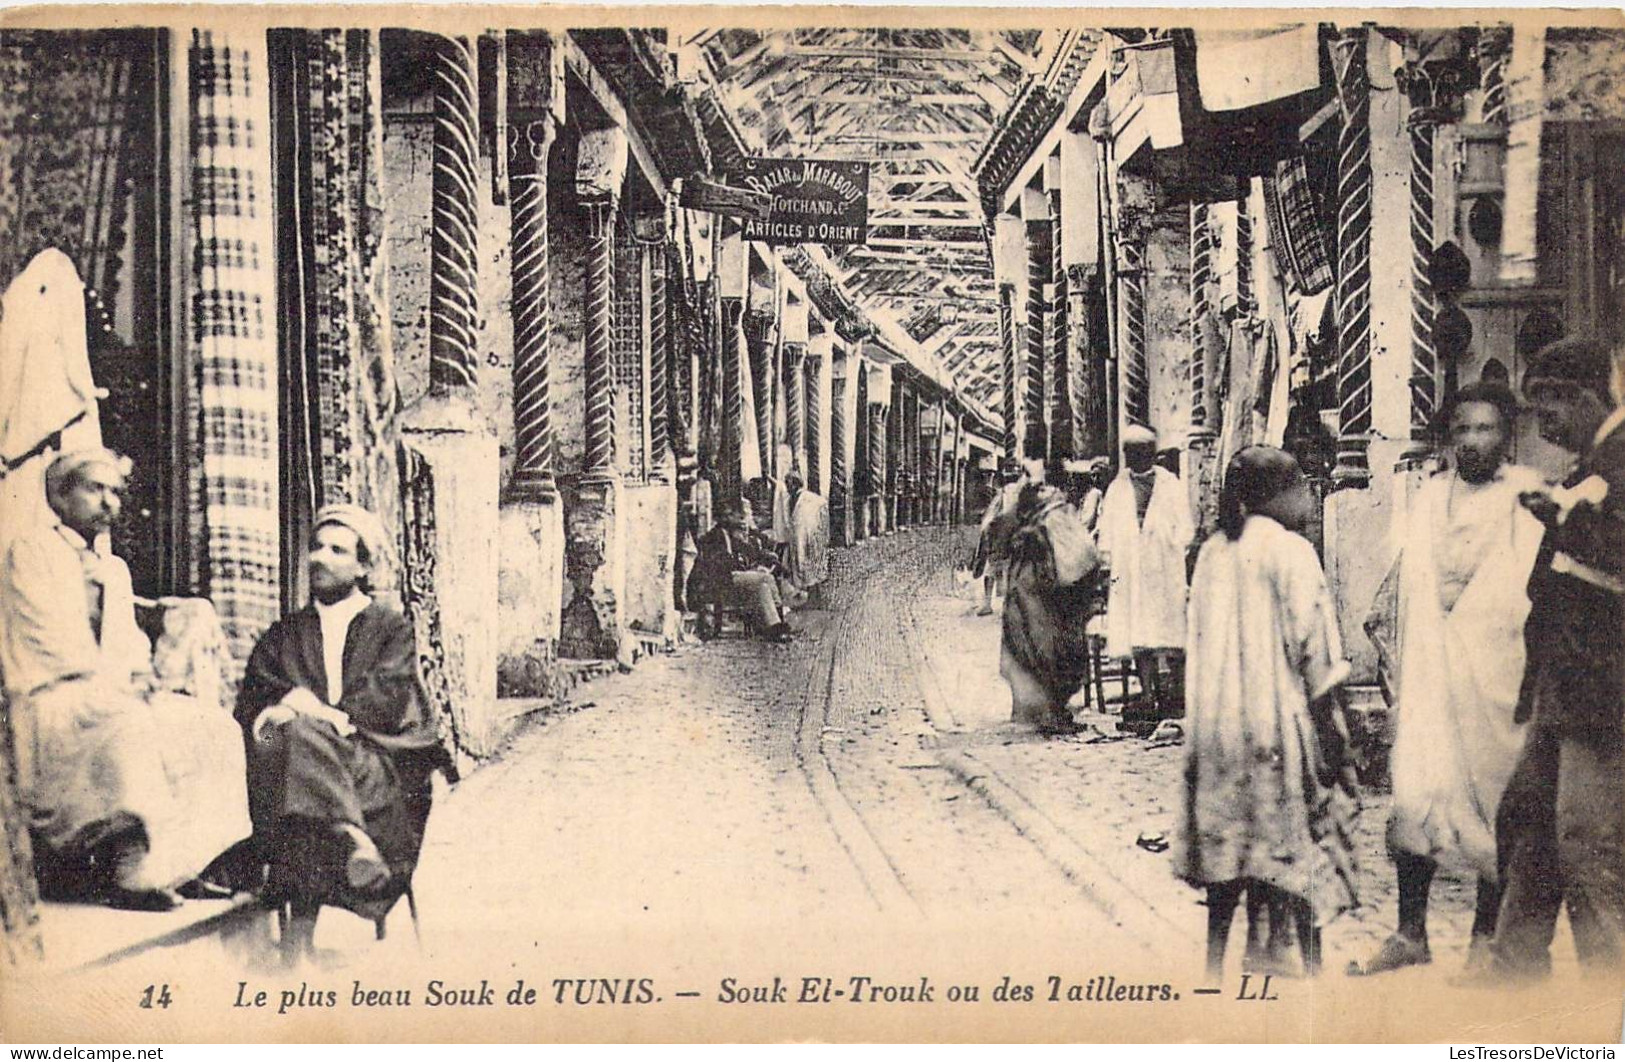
[304,526,1571,1000]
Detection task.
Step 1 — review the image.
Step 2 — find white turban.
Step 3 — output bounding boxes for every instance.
[45,447,131,499]
[1122,425,1158,449]
[314,503,395,588]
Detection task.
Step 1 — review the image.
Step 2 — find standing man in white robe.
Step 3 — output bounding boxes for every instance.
[1355,383,1545,976]
[1097,427,1196,721]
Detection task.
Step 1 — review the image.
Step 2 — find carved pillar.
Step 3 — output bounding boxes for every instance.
[870,395,889,535]
[559,124,631,664]
[498,30,566,698]
[1025,208,1053,463]
[428,34,481,395]
[784,341,808,476]
[1397,31,1476,445]
[804,346,823,496]
[402,32,500,747]
[830,357,848,543]
[508,113,557,497]
[744,308,777,484]
[637,214,671,482]
[999,282,1021,457]
[717,296,745,499]
[1477,25,1512,127]
[1332,26,1375,486]
[1066,263,1107,459]
[581,196,620,474]
[992,213,1025,461]
[1188,202,1220,535]
[1115,180,1154,433]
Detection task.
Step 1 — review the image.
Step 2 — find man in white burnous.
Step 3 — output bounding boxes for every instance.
[1355,382,1545,975]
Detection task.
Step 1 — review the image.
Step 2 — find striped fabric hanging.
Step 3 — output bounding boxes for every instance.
[185,30,280,678]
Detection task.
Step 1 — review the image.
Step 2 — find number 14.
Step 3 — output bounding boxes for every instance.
[139,984,172,1009]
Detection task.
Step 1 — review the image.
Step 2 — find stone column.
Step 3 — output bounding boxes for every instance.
[744,308,777,484]
[1332,26,1375,487]
[829,347,850,543]
[559,124,631,663]
[498,30,565,698]
[807,331,832,499]
[1188,201,1219,533]
[992,214,1026,461]
[870,383,890,535]
[1047,160,1070,473]
[638,214,672,483]
[402,33,501,750]
[1066,263,1107,459]
[1115,174,1156,435]
[1397,30,1476,448]
[1024,188,1053,463]
[1477,25,1513,127]
[784,342,807,476]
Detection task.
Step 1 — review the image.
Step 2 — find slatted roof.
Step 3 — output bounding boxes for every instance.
[692,27,1053,409]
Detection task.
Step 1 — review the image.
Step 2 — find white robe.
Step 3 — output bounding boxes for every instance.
[783,490,829,591]
[0,524,250,890]
[1097,467,1195,658]
[1177,515,1358,923]
[1384,467,1545,877]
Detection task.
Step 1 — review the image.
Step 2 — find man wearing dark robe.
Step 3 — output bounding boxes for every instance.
[237,504,445,952]
[1469,337,1625,984]
[689,498,793,642]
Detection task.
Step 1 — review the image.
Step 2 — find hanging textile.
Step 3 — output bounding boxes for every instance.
[397,441,461,776]
[0,250,105,554]
[1500,26,1547,287]
[1262,156,1335,296]
[294,30,402,565]
[185,31,280,675]
[0,31,144,305]
[1194,26,1324,113]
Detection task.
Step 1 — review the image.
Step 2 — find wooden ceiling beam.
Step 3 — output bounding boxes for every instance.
[784,45,1006,63]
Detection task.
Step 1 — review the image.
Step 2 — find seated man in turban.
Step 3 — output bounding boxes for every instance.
[0,449,251,910]
[236,505,447,953]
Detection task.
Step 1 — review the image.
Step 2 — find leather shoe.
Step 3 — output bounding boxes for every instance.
[333,823,391,891]
[103,886,184,912]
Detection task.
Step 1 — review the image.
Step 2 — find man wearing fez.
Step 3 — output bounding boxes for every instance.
[1096,426,1196,723]
[689,497,794,642]
[237,504,446,946]
[0,449,249,910]
[1475,337,1625,983]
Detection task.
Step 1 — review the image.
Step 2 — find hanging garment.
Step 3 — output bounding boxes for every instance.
[1262,157,1335,296]
[1381,467,1545,878]
[0,250,104,555]
[1194,26,1324,112]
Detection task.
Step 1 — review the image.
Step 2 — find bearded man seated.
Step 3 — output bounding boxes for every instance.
[0,449,251,911]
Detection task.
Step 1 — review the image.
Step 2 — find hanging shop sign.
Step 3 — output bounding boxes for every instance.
[728,158,870,246]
